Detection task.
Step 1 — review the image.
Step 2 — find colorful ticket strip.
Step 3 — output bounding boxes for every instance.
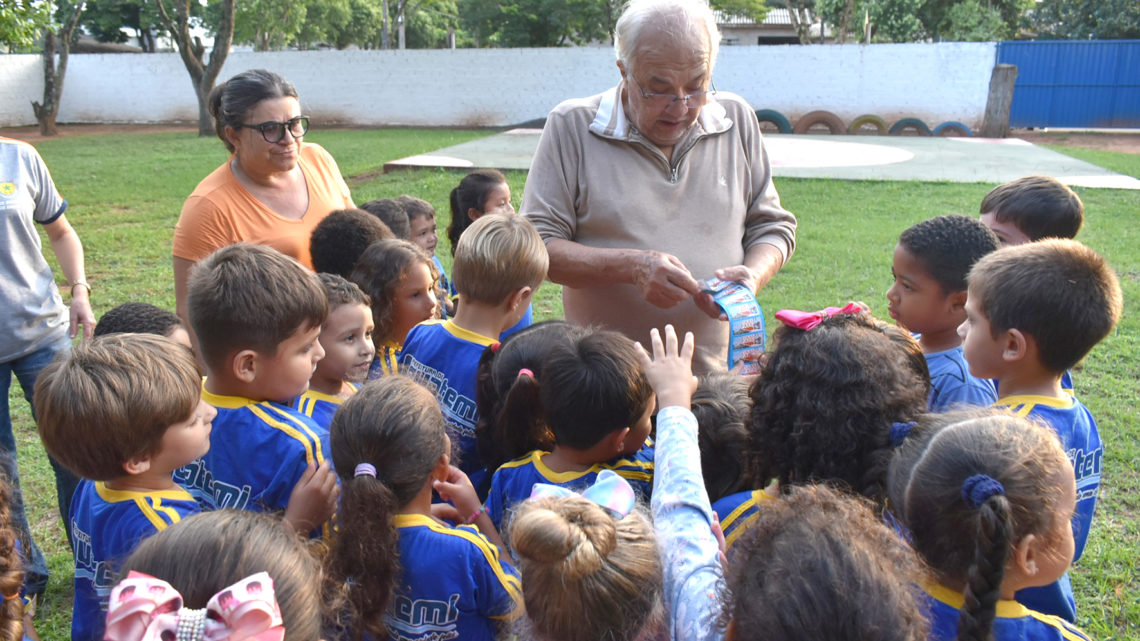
[699,278,765,375]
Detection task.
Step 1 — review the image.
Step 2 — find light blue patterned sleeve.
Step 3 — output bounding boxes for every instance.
[652,405,725,641]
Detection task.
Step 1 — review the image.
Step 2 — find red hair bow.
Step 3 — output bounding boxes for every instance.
[104,571,284,641]
[774,302,866,331]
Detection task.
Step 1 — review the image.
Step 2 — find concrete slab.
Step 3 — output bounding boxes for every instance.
[384,129,1140,190]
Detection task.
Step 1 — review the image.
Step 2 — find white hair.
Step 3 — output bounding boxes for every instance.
[614,0,720,73]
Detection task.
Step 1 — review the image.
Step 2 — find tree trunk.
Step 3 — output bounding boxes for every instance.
[837,0,855,43]
[381,0,390,49]
[785,0,813,44]
[31,3,85,136]
[155,0,235,136]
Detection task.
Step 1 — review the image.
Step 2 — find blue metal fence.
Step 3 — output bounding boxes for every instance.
[996,40,1140,128]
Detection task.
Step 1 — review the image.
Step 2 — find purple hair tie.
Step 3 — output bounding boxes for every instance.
[889,421,917,447]
[961,474,1005,508]
[354,463,377,478]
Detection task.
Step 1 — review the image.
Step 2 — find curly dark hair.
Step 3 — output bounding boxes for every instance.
[326,376,450,640]
[349,239,437,344]
[692,372,752,504]
[887,409,1071,641]
[0,468,25,641]
[721,484,928,641]
[898,215,999,293]
[310,208,395,279]
[474,321,586,471]
[94,302,183,338]
[748,313,927,506]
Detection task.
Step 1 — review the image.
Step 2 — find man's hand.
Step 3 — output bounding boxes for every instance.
[283,459,339,535]
[633,250,700,309]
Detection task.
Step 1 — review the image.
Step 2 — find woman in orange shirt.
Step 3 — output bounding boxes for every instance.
[173,69,354,347]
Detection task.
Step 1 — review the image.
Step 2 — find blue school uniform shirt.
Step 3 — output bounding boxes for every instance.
[368,342,401,379]
[484,447,654,530]
[922,583,1090,641]
[385,513,522,641]
[997,393,1101,622]
[70,481,200,641]
[712,488,777,550]
[292,384,359,430]
[926,345,997,411]
[175,387,332,537]
[400,320,497,490]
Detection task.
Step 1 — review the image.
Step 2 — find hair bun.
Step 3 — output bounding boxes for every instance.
[511,497,618,578]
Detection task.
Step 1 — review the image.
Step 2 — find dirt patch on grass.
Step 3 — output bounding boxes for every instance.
[1011,130,1140,155]
[1,123,199,142]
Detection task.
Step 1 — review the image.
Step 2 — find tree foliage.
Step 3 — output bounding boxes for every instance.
[0,0,53,51]
[81,0,168,51]
[1026,0,1140,39]
[460,0,621,47]
[817,0,1031,42]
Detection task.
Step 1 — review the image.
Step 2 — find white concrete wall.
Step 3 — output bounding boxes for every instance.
[0,42,996,129]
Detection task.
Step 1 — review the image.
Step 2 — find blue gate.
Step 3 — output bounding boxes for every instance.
[996,40,1140,128]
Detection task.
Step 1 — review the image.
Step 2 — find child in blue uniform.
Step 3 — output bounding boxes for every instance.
[484,329,656,530]
[889,409,1093,641]
[711,310,927,549]
[886,215,1000,411]
[351,239,439,379]
[326,376,522,641]
[401,214,548,494]
[34,334,213,641]
[446,169,533,339]
[959,239,1122,621]
[474,320,587,474]
[114,510,324,641]
[294,274,375,429]
[177,243,338,538]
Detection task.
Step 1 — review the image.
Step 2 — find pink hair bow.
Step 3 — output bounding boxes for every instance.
[774,302,866,331]
[104,571,284,641]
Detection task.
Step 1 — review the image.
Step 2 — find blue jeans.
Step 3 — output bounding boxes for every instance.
[1,335,81,596]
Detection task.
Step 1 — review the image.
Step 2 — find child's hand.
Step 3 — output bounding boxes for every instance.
[635,325,698,409]
[283,459,340,535]
[433,465,480,520]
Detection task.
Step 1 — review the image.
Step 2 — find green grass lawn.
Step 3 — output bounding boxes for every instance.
[9,128,1140,639]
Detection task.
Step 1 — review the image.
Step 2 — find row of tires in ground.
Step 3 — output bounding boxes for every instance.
[755,109,975,137]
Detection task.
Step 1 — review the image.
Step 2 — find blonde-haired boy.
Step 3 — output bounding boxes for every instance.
[400,213,548,493]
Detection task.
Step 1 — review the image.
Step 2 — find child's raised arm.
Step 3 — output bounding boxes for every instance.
[635,325,698,410]
[283,459,340,536]
[434,465,507,551]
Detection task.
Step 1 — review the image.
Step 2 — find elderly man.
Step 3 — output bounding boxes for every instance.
[522,0,797,373]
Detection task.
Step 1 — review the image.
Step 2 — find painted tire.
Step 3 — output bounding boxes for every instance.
[889,118,933,136]
[793,110,845,134]
[847,114,888,135]
[754,109,793,134]
[933,121,974,137]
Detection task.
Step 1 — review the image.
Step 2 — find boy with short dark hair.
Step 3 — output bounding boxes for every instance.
[178,243,338,537]
[360,198,411,239]
[94,302,191,348]
[979,175,1084,246]
[34,334,211,641]
[310,207,394,278]
[959,238,1122,622]
[293,273,375,429]
[400,214,548,492]
[887,215,1001,411]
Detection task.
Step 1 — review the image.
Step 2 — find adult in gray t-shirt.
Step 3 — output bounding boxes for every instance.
[1,137,95,595]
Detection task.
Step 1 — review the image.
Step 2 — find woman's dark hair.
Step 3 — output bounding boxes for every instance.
[0,468,25,641]
[349,239,436,344]
[887,409,1070,641]
[692,372,752,504]
[748,312,926,507]
[721,484,928,641]
[119,510,322,641]
[447,169,507,256]
[208,69,299,152]
[541,330,652,451]
[325,376,449,640]
[475,321,586,471]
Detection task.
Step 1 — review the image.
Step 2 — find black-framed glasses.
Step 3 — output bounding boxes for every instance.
[237,115,309,143]
[629,76,715,107]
